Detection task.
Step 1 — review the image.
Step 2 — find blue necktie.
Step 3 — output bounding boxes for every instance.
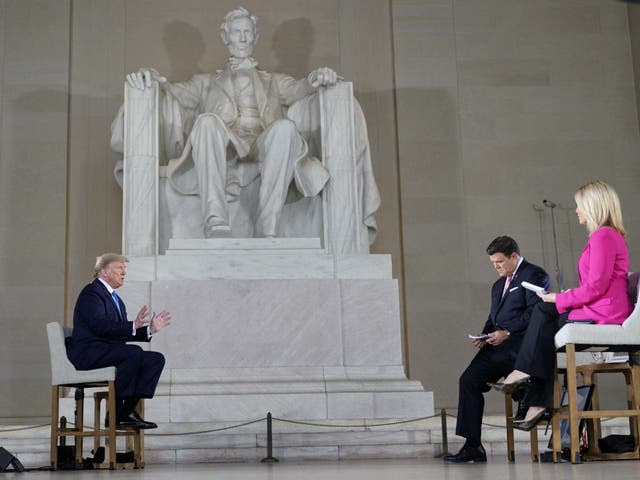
[111,291,123,320]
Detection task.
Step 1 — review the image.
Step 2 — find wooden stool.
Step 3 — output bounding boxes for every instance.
[552,351,640,463]
[505,392,540,462]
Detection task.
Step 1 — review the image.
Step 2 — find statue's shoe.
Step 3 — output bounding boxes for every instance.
[204,224,232,238]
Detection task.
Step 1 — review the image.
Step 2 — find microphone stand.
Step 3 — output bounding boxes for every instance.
[543,200,564,291]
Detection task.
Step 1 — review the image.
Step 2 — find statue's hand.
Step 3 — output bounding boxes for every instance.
[125,68,167,90]
[308,67,340,88]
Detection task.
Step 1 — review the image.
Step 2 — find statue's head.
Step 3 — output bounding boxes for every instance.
[220,7,259,59]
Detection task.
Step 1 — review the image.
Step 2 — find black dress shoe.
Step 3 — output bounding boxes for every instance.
[115,412,146,429]
[513,408,551,432]
[131,411,157,429]
[487,376,532,395]
[443,444,487,463]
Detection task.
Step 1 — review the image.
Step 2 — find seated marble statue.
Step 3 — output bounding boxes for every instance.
[112,7,379,242]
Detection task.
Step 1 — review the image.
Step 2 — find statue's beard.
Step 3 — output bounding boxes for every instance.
[228,44,254,59]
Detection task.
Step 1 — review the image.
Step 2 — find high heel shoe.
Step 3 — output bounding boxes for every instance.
[487,376,532,394]
[513,408,551,432]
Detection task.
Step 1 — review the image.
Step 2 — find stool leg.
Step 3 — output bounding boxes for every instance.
[530,426,539,462]
[50,386,59,470]
[75,388,84,465]
[583,369,601,456]
[552,352,562,463]
[137,400,145,468]
[94,393,101,456]
[566,344,582,463]
[107,382,117,469]
[630,364,640,456]
[505,394,515,462]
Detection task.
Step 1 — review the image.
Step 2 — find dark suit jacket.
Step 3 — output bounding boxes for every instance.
[481,259,551,350]
[68,279,150,369]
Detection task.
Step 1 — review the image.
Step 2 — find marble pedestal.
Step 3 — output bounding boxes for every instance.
[111,239,433,461]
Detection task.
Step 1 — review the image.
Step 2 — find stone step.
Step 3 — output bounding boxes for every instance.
[167,237,324,253]
[3,415,629,467]
[125,254,393,280]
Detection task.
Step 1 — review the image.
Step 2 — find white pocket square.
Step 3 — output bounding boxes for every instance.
[509,286,519,292]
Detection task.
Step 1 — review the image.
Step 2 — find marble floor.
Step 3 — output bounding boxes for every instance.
[7,458,640,480]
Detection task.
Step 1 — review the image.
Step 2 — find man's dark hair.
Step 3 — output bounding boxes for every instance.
[486,236,520,257]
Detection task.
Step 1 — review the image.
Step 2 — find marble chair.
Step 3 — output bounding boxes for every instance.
[47,322,144,470]
[551,272,640,463]
[113,81,377,256]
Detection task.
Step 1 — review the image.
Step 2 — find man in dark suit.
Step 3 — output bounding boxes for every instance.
[67,253,171,428]
[443,236,550,463]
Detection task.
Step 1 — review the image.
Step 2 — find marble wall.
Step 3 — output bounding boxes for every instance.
[2,0,640,418]
[392,0,640,409]
[0,0,70,417]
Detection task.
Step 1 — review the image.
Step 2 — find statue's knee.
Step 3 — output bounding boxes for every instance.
[269,119,297,138]
[191,114,225,135]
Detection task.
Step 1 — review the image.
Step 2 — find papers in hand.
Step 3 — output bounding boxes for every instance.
[521,281,547,294]
[468,333,490,340]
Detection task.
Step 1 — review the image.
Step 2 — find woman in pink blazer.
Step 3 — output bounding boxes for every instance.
[489,180,632,430]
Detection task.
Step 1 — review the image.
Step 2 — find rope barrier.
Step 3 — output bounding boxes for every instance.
[0,424,50,433]
[0,412,623,435]
[271,415,437,428]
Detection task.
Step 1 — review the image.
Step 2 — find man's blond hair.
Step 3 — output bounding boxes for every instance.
[93,253,128,278]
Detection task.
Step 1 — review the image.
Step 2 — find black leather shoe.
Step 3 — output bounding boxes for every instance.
[443,444,487,463]
[131,411,157,429]
[115,412,146,429]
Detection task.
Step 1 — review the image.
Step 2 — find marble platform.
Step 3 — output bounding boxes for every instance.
[55,238,433,461]
[125,238,392,280]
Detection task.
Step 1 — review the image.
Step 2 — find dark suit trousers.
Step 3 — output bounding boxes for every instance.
[514,302,569,408]
[456,343,518,443]
[78,343,165,401]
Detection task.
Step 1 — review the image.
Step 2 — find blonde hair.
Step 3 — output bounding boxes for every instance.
[574,180,626,237]
[93,253,128,278]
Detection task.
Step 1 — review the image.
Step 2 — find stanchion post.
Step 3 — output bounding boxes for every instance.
[440,408,450,456]
[261,412,279,463]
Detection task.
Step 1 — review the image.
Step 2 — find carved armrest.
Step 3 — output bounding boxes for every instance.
[121,82,160,256]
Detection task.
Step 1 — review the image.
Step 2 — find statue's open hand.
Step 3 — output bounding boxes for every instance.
[308,67,340,88]
[126,68,167,90]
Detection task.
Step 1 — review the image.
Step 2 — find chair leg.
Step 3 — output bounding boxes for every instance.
[137,400,145,468]
[107,381,117,469]
[505,393,515,462]
[50,386,59,470]
[94,393,101,456]
[630,364,640,455]
[551,352,562,462]
[530,426,539,462]
[74,388,84,465]
[566,344,582,463]
[577,368,598,456]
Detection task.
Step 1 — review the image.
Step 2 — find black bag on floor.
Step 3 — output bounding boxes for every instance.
[598,434,635,453]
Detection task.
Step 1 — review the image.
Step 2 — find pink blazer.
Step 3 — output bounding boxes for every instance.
[556,226,632,325]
